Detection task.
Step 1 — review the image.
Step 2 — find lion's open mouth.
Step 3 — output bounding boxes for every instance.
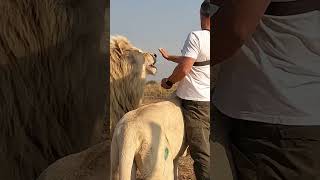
[149,63,157,69]
[147,64,157,75]
[146,59,157,75]
[143,53,157,75]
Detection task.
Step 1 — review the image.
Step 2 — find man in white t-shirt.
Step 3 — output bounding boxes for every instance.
[158,1,213,179]
[211,0,320,180]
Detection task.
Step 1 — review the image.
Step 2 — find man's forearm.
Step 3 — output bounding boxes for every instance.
[212,14,245,65]
[168,55,185,64]
[168,64,188,83]
[212,0,271,65]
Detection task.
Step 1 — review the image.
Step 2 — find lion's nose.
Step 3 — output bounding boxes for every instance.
[153,53,157,58]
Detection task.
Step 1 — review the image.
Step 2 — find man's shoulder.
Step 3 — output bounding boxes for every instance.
[188,30,209,39]
[190,30,209,35]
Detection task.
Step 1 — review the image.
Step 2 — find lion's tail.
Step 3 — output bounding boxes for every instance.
[110,124,138,180]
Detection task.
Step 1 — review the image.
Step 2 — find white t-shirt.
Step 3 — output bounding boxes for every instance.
[214,10,320,125]
[176,30,210,102]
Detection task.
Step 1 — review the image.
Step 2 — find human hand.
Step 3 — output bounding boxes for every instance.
[161,78,172,89]
[158,48,170,60]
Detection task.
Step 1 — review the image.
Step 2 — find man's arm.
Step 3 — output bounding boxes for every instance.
[167,57,195,83]
[160,32,200,89]
[159,48,186,64]
[161,57,194,89]
[212,0,271,65]
[167,56,186,64]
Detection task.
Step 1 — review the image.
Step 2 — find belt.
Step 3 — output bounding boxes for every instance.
[193,60,210,66]
[265,0,320,16]
[180,98,210,105]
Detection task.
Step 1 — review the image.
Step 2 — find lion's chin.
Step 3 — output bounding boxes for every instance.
[146,65,157,75]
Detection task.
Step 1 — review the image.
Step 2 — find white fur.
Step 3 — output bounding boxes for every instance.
[110,97,187,180]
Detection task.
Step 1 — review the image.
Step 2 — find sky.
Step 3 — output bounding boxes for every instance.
[110,0,202,81]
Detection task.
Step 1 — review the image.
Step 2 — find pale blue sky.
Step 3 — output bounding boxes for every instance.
[110,0,202,81]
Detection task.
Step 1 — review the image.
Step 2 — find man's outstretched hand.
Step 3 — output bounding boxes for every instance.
[159,48,170,60]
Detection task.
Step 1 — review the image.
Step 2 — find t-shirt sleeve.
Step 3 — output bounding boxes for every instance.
[181,32,200,60]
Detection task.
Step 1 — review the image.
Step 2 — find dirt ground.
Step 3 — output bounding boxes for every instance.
[140,97,196,180]
[177,155,196,180]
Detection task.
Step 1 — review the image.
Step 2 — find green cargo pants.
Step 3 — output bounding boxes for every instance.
[181,98,210,180]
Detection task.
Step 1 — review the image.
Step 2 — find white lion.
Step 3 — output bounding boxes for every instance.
[110,96,187,180]
[37,36,158,180]
[109,35,157,135]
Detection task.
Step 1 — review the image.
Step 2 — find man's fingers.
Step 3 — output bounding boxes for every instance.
[159,48,166,52]
[159,48,170,60]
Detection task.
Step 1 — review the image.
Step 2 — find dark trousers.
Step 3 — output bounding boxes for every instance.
[210,106,320,180]
[210,106,237,180]
[181,99,210,180]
